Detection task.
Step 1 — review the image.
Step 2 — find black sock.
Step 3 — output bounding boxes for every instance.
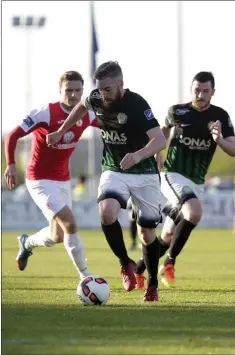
[164,219,196,266]
[101,220,130,267]
[130,219,137,245]
[142,237,160,288]
[135,235,168,274]
[159,236,169,258]
[135,257,146,274]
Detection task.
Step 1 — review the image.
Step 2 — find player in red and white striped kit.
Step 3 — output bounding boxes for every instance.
[4,71,97,281]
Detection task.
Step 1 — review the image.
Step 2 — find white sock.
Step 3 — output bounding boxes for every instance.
[64,233,90,280]
[25,227,56,250]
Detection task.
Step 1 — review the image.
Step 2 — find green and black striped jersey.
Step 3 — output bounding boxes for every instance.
[163,103,234,184]
[85,89,160,174]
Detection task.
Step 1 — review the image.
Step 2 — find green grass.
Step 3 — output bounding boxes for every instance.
[2,229,235,354]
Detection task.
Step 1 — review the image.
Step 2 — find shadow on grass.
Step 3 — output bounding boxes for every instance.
[2,303,235,346]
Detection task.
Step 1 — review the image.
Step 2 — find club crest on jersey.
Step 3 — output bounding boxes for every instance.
[76,120,83,127]
[63,131,75,143]
[117,113,128,124]
[144,109,155,120]
[175,108,190,115]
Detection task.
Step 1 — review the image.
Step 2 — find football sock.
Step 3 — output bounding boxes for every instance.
[64,233,90,280]
[164,219,196,266]
[158,236,170,257]
[101,220,130,267]
[130,219,137,246]
[25,227,56,249]
[142,237,160,288]
[135,236,169,274]
[135,256,145,274]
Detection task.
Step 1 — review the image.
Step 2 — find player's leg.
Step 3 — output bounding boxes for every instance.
[98,171,136,291]
[16,180,64,271]
[126,198,137,251]
[135,215,174,288]
[54,180,90,280]
[161,173,203,286]
[18,179,89,280]
[131,174,163,301]
[134,200,179,286]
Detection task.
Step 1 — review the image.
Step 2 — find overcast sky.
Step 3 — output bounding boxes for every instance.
[2,1,235,135]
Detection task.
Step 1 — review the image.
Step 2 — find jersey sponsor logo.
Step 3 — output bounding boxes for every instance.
[53,142,77,149]
[179,136,211,150]
[63,131,75,143]
[117,112,128,124]
[23,116,34,128]
[175,108,190,115]
[101,129,127,144]
[144,109,155,120]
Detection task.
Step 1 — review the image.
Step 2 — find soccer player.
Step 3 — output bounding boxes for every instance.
[135,71,235,289]
[4,71,97,281]
[46,61,166,302]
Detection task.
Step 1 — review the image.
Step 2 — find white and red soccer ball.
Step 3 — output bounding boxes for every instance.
[77,275,110,306]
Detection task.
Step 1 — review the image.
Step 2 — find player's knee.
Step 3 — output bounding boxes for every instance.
[55,206,78,234]
[182,199,202,224]
[99,200,119,225]
[52,232,64,243]
[138,227,156,245]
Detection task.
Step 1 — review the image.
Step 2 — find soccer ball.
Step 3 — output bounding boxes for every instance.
[77,275,110,306]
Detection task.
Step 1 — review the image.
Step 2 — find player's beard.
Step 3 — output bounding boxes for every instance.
[103,88,122,109]
[193,99,210,111]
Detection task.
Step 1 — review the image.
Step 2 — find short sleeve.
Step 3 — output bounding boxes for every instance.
[20,105,50,132]
[221,110,234,138]
[84,96,93,110]
[134,95,159,132]
[164,106,175,128]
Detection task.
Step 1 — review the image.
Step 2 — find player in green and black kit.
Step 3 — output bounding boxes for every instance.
[135,71,235,289]
[46,61,166,302]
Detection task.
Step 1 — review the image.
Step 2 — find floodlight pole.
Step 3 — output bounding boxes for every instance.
[12,16,46,168]
[177,1,183,103]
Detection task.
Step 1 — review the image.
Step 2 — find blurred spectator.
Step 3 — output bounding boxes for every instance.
[72,174,90,201]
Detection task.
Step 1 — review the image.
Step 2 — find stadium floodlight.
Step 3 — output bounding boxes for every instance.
[11,15,46,167]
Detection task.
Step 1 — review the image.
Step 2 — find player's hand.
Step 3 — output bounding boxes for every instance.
[4,164,17,190]
[210,120,222,143]
[120,153,141,170]
[46,131,63,146]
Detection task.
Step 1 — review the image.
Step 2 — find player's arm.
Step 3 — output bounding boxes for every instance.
[133,126,166,162]
[120,99,166,170]
[4,107,50,189]
[211,114,235,156]
[154,106,175,170]
[46,100,89,146]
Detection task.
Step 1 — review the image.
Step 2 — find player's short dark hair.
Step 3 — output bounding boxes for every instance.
[59,71,84,87]
[192,71,215,89]
[93,61,123,81]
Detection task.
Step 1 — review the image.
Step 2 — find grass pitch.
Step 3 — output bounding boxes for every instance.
[2,228,235,354]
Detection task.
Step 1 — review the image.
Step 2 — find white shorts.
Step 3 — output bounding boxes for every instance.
[26,179,72,221]
[160,172,204,208]
[98,171,164,228]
